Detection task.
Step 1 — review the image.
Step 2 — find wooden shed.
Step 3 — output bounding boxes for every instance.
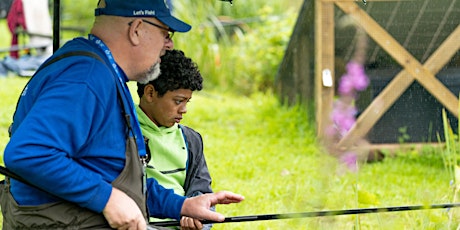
[275,0,460,151]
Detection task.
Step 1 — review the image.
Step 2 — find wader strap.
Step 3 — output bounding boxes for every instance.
[2,51,148,229]
[3,51,108,195]
[8,51,104,137]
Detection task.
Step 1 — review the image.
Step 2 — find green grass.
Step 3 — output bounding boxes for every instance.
[0,20,12,59]
[1,77,459,229]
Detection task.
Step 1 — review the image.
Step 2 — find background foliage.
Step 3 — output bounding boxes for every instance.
[57,0,302,94]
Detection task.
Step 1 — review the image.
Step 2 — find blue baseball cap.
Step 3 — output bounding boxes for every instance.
[95,0,191,32]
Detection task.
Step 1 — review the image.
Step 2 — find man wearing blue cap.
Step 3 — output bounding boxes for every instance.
[1,0,244,229]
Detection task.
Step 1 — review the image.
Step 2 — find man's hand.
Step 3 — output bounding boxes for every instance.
[180,191,244,223]
[103,187,146,230]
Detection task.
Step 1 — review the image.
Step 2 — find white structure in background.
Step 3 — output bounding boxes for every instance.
[22,0,53,56]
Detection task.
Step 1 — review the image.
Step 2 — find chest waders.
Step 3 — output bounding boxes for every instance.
[0,51,148,229]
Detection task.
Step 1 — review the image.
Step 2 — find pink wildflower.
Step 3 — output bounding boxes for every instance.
[340,152,358,172]
[338,74,354,97]
[346,61,369,91]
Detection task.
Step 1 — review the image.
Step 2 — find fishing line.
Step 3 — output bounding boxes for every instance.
[150,203,460,227]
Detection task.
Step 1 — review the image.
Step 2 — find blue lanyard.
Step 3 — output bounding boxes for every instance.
[88,34,146,157]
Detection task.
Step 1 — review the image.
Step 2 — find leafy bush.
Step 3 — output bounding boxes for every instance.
[59,0,94,38]
[56,1,302,95]
[172,1,301,95]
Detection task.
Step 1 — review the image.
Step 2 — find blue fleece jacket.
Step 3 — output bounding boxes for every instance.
[3,37,185,219]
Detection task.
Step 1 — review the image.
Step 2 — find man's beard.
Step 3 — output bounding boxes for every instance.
[137,62,161,84]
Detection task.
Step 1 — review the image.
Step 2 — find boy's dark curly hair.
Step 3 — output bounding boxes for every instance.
[137,49,203,98]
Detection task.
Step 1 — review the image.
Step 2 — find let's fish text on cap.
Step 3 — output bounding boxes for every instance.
[133,10,156,16]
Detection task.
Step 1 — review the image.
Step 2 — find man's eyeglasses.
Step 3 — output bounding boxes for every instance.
[128,19,174,40]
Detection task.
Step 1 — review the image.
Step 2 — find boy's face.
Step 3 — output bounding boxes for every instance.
[142,86,193,127]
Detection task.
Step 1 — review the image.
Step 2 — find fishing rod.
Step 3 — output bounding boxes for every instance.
[3,166,457,228]
[150,203,460,227]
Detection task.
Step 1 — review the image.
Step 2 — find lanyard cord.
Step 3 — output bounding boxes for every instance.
[88,34,146,157]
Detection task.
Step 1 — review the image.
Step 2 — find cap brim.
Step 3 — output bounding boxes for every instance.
[157,16,191,33]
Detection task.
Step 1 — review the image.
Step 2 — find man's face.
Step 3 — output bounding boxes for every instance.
[134,19,172,83]
[137,62,161,84]
[143,87,193,127]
